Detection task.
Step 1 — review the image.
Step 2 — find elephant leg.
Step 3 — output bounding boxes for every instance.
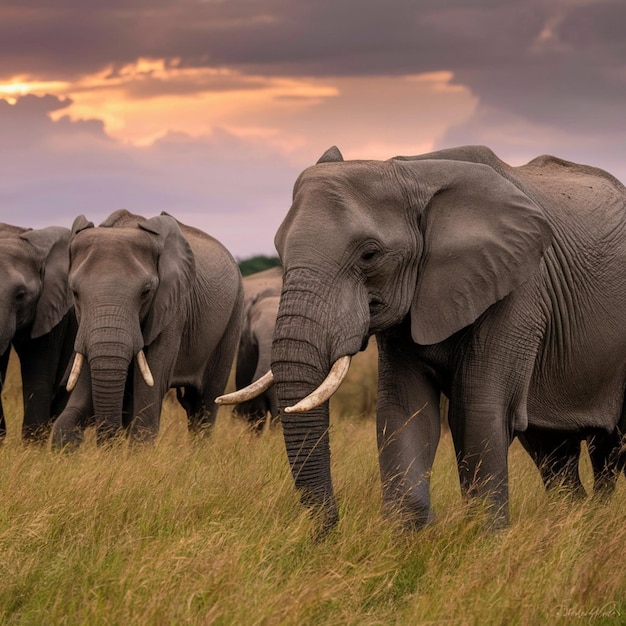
[50,313,78,420]
[128,401,162,443]
[376,330,441,528]
[176,386,213,435]
[448,400,512,528]
[129,331,183,443]
[15,333,62,442]
[0,347,10,441]
[129,371,166,444]
[51,368,93,450]
[516,427,586,497]
[586,427,625,498]
[268,388,279,426]
[190,310,242,436]
[233,397,270,433]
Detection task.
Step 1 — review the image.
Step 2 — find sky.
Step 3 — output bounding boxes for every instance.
[0,0,625,258]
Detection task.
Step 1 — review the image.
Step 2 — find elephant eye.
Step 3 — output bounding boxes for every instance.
[360,248,380,264]
[14,289,26,303]
[141,284,153,298]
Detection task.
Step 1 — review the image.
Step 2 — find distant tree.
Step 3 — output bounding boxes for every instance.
[238,255,281,277]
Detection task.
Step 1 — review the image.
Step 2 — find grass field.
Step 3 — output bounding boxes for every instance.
[1,351,625,625]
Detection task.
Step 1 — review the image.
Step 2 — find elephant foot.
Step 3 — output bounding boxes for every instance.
[127,423,158,446]
[460,494,510,532]
[187,409,216,438]
[232,408,272,435]
[382,497,434,531]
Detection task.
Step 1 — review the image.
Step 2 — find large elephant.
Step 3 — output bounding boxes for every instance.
[0,223,75,441]
[51,209,243,447]
[233,266,282,431]
[219,145,626,531]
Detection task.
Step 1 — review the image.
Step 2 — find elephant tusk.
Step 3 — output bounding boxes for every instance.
[215,370,275,404]
[284,355,351,414]
[136,350,154,387]
[66,352,84,392]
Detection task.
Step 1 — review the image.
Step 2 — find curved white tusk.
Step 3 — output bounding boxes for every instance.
[284,355,351,414]
[215,370,274,405]
[136,350,154,387]
[66,352,84,392]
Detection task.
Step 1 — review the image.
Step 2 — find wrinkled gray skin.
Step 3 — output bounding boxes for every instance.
[51,210,243,447]
[234,266,282,432]
[271,145,626,532]
[0,223,75,442]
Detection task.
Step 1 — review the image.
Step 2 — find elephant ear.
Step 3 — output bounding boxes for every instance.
[70,215,94,239]
[404,160,553,345]
[316,146,344,164]
[20,226,73,339]
[138,213,196,346]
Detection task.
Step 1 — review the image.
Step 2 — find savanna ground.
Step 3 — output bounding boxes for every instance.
[0,344,625,626]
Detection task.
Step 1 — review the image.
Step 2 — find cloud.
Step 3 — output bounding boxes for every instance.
[0,94,298,257]
[0,2,550,80]
[2,1,623,154]
[437,104,626,183]
[0,2,619,81]
[0,0,625,258]
[0,66,479,257]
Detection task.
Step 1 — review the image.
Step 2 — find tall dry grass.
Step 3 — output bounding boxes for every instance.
[0,351,625,625]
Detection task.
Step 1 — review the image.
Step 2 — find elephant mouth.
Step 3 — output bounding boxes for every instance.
[66,349,155,391]
[216,355,352,413]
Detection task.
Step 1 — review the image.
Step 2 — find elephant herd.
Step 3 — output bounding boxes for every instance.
[2,144,626,533]
[1,208,281,447]
[0,210,244,446]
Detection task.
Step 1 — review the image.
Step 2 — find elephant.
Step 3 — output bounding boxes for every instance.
[218,144,626,532]
[51,209,243,447]
[0,222,76,442]
[233,266,282,432]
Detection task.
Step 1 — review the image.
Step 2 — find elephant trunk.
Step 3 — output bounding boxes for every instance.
[272,350,338,533]
[272,266,369,534]
[78,304,140,443]
[90,352,130,442]
[271,275,341,533]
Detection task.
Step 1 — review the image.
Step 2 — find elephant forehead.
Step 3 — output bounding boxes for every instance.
[72,227,156,258]
[0,236,26,255]
[0,239,38,269]
[277,161,413,261]
[294,161,398,205]
[70,229,159,277]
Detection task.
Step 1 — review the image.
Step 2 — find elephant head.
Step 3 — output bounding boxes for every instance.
[0,223,72,356]
[265,146,552,529]
[67,211,195,441]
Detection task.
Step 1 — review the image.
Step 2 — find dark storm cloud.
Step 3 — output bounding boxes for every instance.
[0,0,553,79]
[0,1,606,79]
[1,1,624,133]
